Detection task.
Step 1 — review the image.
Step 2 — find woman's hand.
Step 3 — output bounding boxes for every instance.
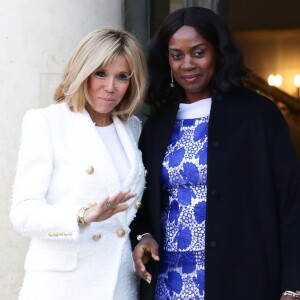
[133,235,160,284]
[83,190,136,223]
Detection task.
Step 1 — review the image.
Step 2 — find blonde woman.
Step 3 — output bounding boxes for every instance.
[10,27,147,300]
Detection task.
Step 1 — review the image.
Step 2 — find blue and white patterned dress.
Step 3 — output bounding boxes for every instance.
[155,98,211,300]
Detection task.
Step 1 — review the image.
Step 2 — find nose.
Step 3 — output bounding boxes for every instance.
[104,76,115,93]
[181,55,195,70]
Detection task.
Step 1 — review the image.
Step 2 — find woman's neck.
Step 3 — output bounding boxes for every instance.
[85,105,113,127]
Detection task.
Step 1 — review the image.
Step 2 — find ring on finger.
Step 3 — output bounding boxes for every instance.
[105,200,112,208]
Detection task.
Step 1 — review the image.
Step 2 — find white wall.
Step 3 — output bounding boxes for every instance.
[0,0,124,298]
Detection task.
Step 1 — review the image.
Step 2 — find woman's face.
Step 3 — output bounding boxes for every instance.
[86,55,131,126]
[168,25,216,103]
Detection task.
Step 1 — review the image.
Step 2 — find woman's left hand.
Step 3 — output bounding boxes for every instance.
[133,235,160,284]
[82,190,136,223]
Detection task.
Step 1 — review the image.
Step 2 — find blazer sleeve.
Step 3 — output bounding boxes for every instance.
[10,109,82,240]
[272,121,300,291]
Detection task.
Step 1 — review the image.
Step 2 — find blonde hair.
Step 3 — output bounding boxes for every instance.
[54,27,148,120]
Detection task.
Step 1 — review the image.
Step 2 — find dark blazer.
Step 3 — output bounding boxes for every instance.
[130,88,300,300]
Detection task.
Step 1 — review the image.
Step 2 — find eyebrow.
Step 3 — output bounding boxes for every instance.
[95,68,130,74]
[169,42,206,51]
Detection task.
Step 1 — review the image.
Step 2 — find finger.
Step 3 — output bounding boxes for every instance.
[97,200,111,213]
[112,203,129,214]
[100,195,122,210]
[122,192,137,202]
[151,246,160,261]
[110,191,136,206]
[133,259,152,283]
[134,247,151,274]
[95,203,129,222]
[134,258,145,273]
[144,273,152,284]
[137,266,152,283]
[118,189,136,201]
[141,237,160,261]
[99,196,109,208]
[152,253,160,261]
[109,191,128,204]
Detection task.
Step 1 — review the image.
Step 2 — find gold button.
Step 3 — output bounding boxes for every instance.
[48,233,54,237]
[134,201,142,209]
[89,201,97,207]
[92,234,101,241]
[86,166,94,175]
[116,229,126,238]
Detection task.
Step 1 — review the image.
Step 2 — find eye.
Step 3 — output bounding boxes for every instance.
[193,50,205,57]
[94,70,106,78]
[169,52,182,61]
[116,73,130,81]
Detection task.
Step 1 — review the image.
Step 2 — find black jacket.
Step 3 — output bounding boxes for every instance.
[130,88,300,300]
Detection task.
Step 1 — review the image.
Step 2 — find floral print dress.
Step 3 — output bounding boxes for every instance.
[155,98,211,300]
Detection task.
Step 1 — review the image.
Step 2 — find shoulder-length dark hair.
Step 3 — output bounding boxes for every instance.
[147,7,249,110]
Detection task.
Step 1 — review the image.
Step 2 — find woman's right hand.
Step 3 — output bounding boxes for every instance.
[133,235,160,284]
[83,190,136,223]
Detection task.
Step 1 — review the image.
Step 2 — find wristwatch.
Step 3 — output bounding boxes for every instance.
[282,291,300,298]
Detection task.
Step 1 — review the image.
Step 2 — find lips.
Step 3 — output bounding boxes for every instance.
[181,74,200,83]
[98,97,115,102]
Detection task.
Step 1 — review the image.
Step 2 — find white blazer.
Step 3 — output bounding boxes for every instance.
[10,102,146,300]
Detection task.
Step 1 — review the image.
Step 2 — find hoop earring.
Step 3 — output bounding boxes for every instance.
[170,70,174,88]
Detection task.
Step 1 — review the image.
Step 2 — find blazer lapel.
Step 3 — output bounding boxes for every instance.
[152,104,179,176]
[70,109,121,195]
[112,115,138,188]
[111,115,146,225]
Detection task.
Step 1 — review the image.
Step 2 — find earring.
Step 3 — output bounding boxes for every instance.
[170,70,174,88]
